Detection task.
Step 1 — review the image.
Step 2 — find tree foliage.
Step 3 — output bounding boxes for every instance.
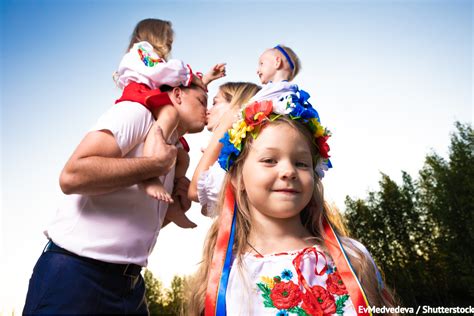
[344,122,473,306]
[144,269,187,315]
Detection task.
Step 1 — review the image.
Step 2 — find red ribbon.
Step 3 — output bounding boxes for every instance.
[205,183,235,316]
[323,218,372,316]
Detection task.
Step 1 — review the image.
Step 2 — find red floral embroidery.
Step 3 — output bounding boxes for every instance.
[301,285,336,316]
[269,280,302,309]
[326,271,348,295]
[317,135,330,159]
[244,100,273,127]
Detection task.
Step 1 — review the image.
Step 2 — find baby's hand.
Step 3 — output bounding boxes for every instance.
[202,63,226,86]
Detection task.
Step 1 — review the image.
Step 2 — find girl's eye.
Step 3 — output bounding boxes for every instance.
[296,162,310,168]
[261,158,276,164]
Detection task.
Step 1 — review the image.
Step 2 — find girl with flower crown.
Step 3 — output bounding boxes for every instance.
[114,18,226,228]
[186,95,396,315]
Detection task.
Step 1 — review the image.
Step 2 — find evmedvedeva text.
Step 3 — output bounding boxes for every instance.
[359,305,474,314]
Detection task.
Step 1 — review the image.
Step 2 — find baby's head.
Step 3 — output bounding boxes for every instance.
[257,45,301,84]
[128,18,174,60]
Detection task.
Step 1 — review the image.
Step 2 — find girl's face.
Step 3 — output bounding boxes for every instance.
[241,123,315,220]
[256,50,278,84]
[206,90,231,131]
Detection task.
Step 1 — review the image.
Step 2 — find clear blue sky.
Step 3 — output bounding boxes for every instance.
[1,0,472,311]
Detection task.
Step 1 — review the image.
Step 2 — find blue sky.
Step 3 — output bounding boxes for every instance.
[1,0,472,311]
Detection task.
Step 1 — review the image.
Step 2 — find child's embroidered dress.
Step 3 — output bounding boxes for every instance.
[226,244,358,316]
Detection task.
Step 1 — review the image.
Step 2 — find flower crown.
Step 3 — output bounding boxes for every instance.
[218,89,333,178]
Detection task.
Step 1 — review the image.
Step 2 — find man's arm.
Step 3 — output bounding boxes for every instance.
[60,126,177,195]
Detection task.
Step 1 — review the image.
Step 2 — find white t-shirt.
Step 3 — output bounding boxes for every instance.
[45,101,176,266]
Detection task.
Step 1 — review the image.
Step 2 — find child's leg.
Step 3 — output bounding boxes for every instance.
[141,121,173,202]
[165,202,197,229]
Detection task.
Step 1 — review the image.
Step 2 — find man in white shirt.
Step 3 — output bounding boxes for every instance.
[23,83,208,314]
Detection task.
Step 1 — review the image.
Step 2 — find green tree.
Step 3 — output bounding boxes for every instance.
[143,269,187,315]
[344,122,473,306]
[418,122,474,302]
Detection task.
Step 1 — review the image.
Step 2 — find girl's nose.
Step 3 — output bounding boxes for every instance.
[279,162,297,180]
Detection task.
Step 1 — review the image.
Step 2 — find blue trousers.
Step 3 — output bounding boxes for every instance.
[23,242,149,315]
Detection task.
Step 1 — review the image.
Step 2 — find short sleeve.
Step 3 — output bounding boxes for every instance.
[90,101,154,156]
[196,162,226,217]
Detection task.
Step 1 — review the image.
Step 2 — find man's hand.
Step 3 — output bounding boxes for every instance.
[147,126,178,172]
[202,63,226,86]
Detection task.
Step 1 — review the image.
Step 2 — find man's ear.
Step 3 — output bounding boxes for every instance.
[171,87,182,104]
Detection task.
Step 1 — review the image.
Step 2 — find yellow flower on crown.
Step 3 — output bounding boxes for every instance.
[260,276,275,289]
[228,120,254,150]
[311,117,325,138]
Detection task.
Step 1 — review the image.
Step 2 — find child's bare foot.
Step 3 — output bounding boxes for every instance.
[166,203,197,229]
[143,179,174,203]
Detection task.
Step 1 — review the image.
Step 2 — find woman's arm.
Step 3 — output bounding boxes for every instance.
[188,110,236,202]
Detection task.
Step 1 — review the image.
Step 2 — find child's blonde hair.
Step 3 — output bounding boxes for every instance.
[127,18,174,60]
[273,44,301,81]
[186,117,396,315]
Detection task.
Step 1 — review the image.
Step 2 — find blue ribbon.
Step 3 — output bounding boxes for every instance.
[274,45,295,70]
[215,203,237,315]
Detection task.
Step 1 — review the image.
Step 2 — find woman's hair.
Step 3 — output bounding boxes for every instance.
[127,18,174,60]
[274,44,301,81]
[186,117,396,315]
[218,81,261,110]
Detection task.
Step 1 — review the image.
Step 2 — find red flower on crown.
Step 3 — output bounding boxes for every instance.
[244,100,273,127]
[269,280,302,310]
[326,271,348,295]
[317,135,331,159]
[301,286,336,316]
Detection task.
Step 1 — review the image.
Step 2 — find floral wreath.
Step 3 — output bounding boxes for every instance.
[218,88,332,178]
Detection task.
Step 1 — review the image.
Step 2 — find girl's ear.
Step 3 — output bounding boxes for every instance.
[275,55,283,69]
[230,175,245,192]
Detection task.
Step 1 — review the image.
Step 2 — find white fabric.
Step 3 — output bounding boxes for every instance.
[196,161,226,217]
[115,41,191,90]
[250,81,298,106]
[45,101,177,267]
[227,243,357,316]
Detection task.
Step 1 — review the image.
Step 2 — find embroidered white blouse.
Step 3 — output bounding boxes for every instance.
[226,240,379,316]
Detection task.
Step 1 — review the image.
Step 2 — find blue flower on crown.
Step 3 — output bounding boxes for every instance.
[218,133,241,171]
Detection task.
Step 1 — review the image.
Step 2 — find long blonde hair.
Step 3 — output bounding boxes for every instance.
[186,117,396,315]
[218,81,261,110]
[127,18,174,60]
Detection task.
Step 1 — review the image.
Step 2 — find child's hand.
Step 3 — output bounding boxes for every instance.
[202,63,226,86]
[191,74,207,91]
